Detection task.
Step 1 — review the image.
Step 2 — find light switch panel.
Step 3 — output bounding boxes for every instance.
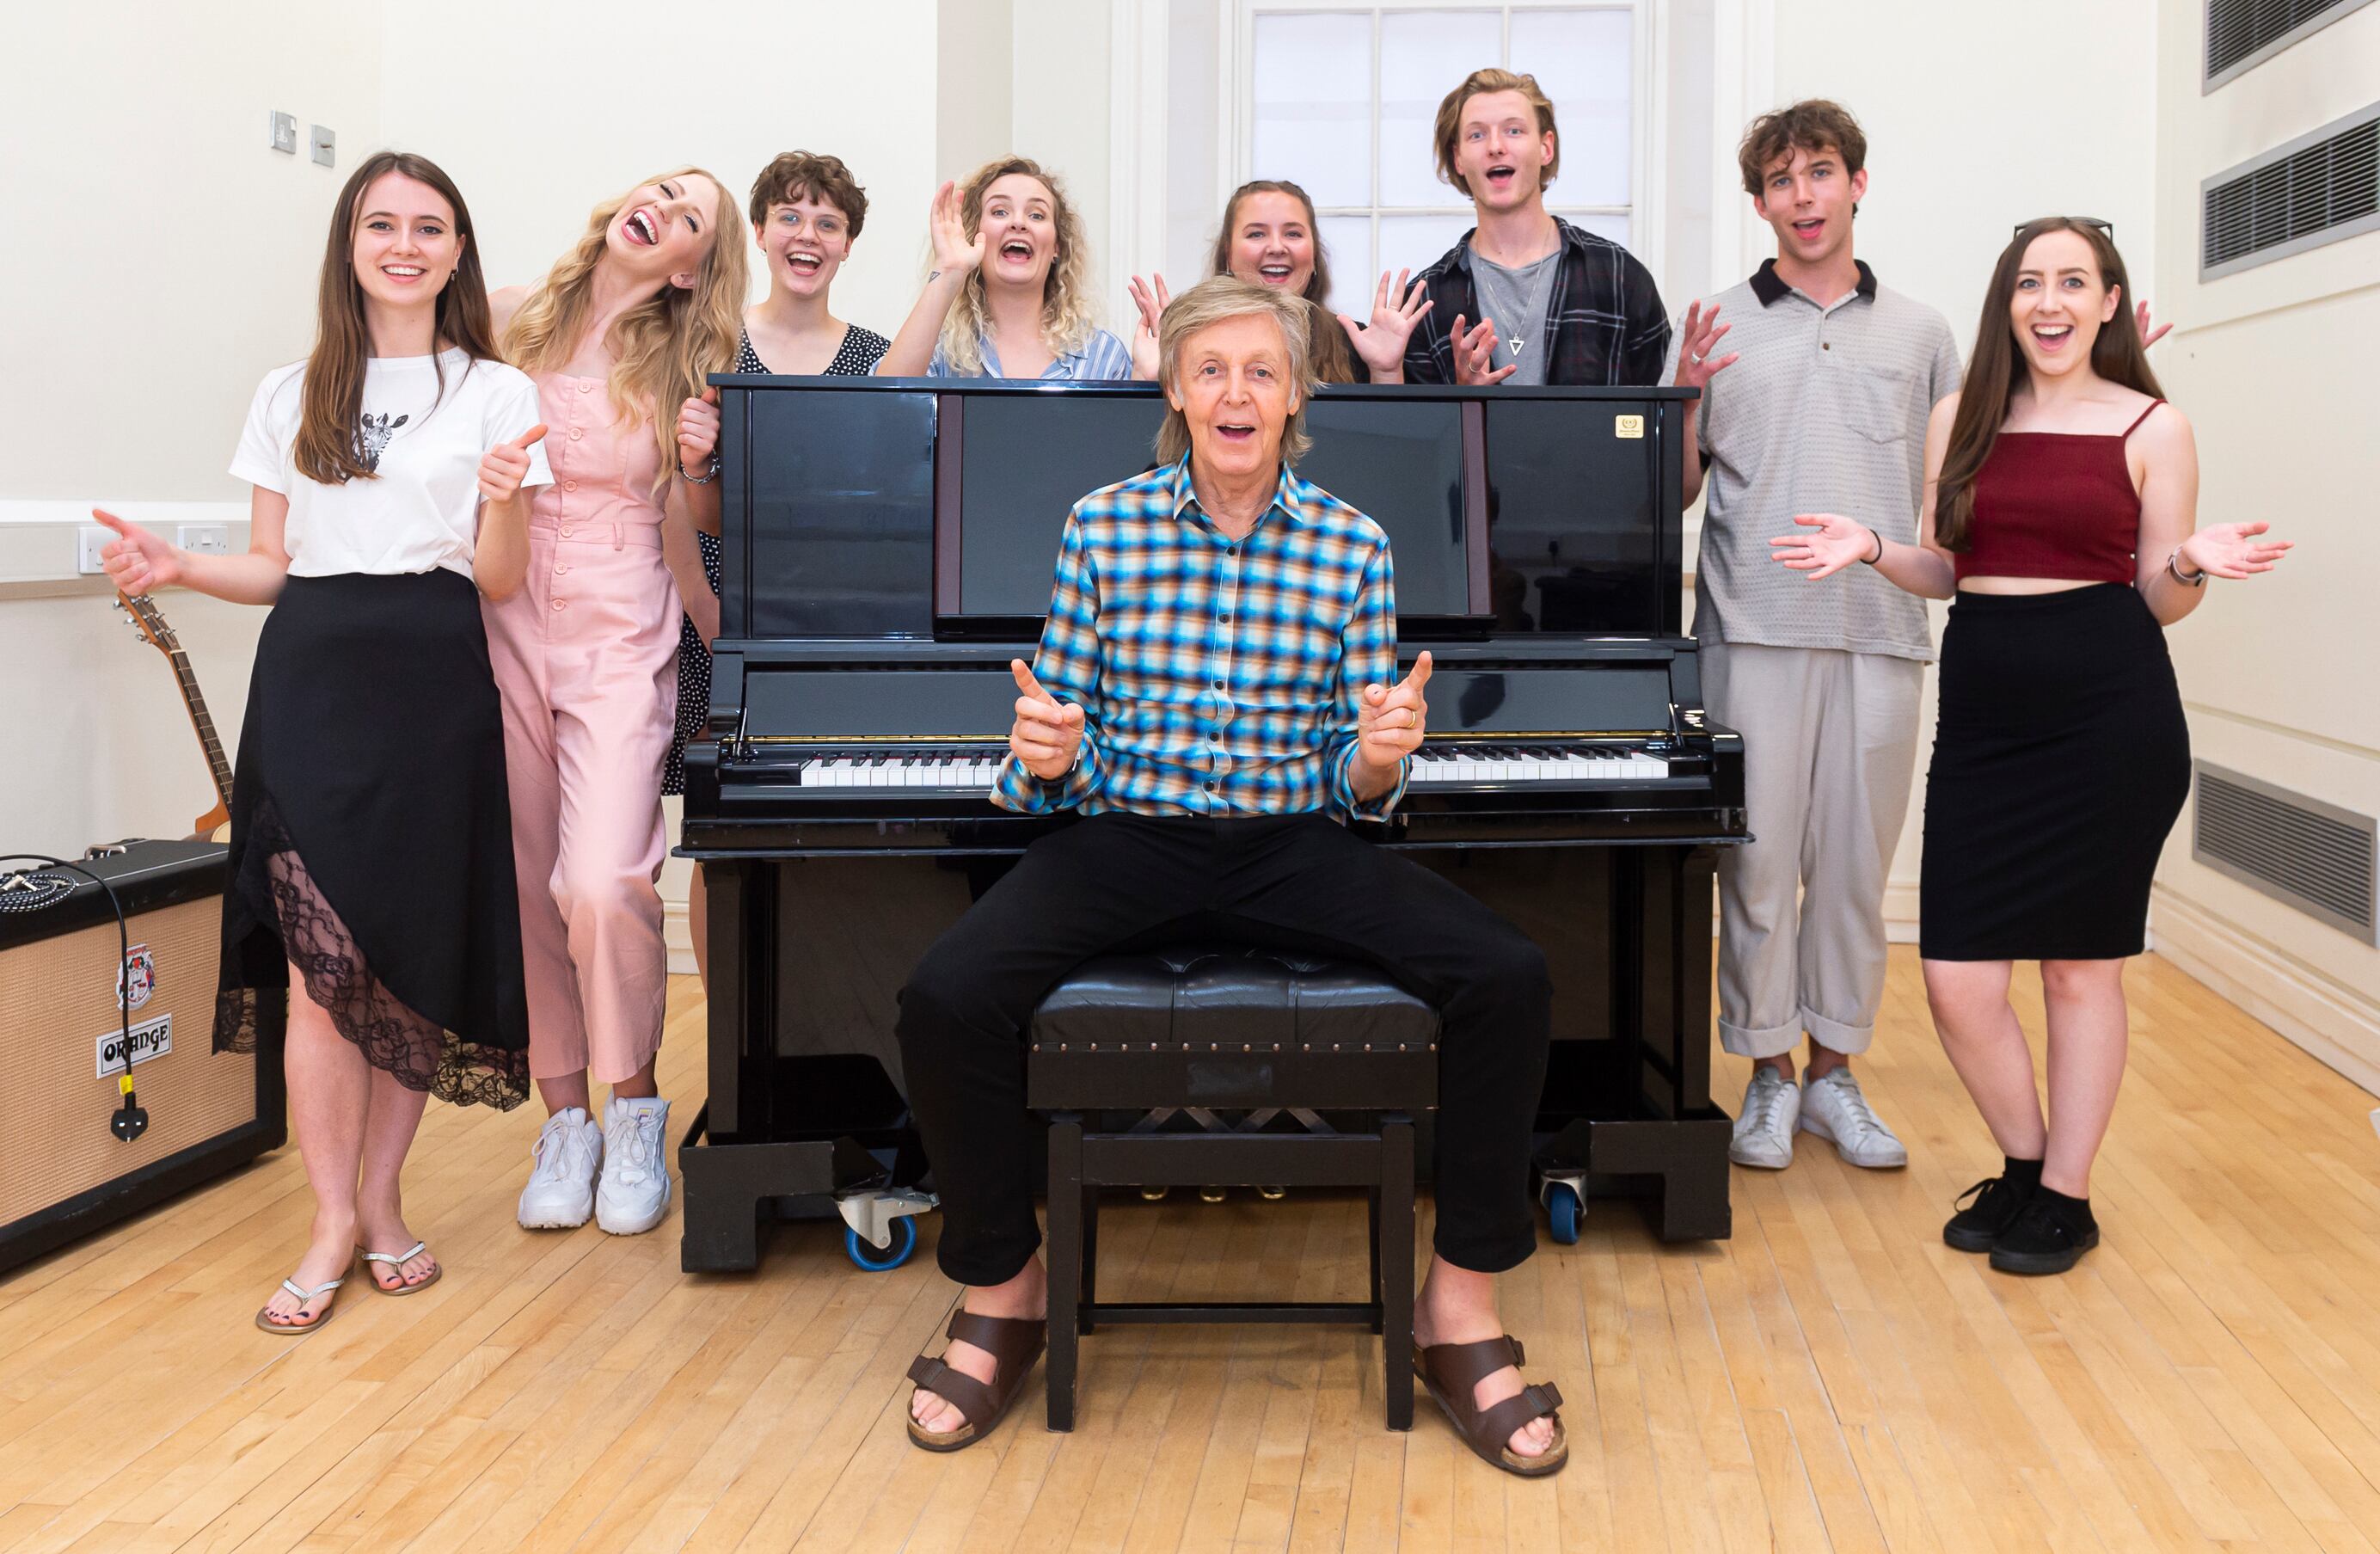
[310,124,335,168]
[268,110,297,154]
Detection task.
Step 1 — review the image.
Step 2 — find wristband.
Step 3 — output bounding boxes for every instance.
[1859,526,1884,566]
[2166,548,2206,587]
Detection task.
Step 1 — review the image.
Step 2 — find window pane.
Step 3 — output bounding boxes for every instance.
[1318,214,1375,317]
[1555,209,1631,249]
[1512,8,1633,207]
[1378,212,1477,286]
[1379,9,1504,207]
[1253,12,1373,209]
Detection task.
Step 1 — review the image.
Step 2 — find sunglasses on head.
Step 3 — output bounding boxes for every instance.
[2014,217,2114,239]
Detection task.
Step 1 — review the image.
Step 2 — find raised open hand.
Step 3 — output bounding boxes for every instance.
[1450,314,1517,387]
[1672,300,1739,391]
[1009,658,1085,781]
[2135,299,2170,350]
[478,423,549,504]
[1357,650,1433,771]
[92,508,185,594]
[1337,268,1432,378]
[1769,513,1878,580]
[2176,521,2291,580]
[1127,273,1173,381]
[929,181,988,276]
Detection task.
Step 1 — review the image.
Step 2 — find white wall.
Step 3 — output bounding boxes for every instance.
[2143,0,2380,1090]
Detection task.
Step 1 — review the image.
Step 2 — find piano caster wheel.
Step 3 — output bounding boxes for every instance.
[1545,1183,1582,1245]
[1139,1186,1169,1202]
[1256,1186,1287,1202]
[844,1215,918,1271]
[1198,1185,1227,1204]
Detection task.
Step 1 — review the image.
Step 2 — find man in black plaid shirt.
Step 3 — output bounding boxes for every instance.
[1400,67,1672,389]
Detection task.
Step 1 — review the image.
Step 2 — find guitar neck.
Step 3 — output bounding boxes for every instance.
[167,646,235,810]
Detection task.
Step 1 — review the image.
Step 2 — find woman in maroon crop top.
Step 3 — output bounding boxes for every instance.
[1771,218,2291,1276]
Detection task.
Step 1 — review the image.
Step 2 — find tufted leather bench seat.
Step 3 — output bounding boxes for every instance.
[1028,943,1439,1431]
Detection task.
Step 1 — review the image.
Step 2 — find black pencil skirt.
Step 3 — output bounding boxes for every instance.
[1919,584,2190,962]
[214,570,531,1109]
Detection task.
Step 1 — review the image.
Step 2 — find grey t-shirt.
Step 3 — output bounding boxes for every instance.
[1472,249,1560,388]
[1664,262,1963,661]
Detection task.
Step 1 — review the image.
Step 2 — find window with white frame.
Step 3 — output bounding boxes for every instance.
[1242,3,1641,316]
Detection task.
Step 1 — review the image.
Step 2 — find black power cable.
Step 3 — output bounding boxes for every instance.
[0,852,149,1141]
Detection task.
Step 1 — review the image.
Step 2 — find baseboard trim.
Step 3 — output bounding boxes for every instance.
[2150,885,2380,1097]
[664,897,696,978]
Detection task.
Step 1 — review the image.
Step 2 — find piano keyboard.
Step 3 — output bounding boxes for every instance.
[782,742,1672,789]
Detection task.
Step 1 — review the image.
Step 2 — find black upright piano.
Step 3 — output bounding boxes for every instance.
[678,379,1747,1273]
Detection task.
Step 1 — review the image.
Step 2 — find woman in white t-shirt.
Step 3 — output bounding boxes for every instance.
[97,151,549,1336]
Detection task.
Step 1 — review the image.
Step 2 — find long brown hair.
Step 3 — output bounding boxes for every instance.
[294,151,497,485]
[502,168,747,494]
[935,156,1098,376]
[1935,217,2163,551]
[1209,180,1356,384]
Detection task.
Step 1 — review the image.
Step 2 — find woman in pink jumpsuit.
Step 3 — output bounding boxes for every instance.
[488,167,746,1236]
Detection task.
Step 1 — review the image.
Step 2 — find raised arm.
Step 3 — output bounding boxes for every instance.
[1668,300,1738,510]
[875,181,984,378]
[1770,393,1960,599]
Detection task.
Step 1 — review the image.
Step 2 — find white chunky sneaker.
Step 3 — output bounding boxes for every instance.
[596,1096,672,1235]
[1730,1066,1800,1169]
[1798,1068,1908,1169]
[519,1107,603,1229]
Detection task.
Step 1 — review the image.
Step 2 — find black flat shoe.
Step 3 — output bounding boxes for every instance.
[1988,1193,2099,1275]
[1943,1173,2035,1253]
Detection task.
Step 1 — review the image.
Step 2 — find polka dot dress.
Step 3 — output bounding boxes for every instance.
[663,322,895,795]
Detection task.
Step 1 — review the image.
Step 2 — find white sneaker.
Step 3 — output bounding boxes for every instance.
[1731,1067,1800,1169]
[519,1108,604,1229]
[596,1096,672,1235]
[1798,1068,1908,1169]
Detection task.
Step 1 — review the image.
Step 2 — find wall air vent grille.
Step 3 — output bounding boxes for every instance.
[2192,763,2377,943]
[2205,0,2375,89]
[2201,103,2380,278]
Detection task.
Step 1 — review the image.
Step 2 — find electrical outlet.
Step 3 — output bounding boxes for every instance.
[78,526,113,576]
[268,110,297,154]
[310,124,336,168]
[177,524,230,555]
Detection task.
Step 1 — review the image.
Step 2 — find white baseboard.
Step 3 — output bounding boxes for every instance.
[664,897,696,978]
[2149,885,2380,1097]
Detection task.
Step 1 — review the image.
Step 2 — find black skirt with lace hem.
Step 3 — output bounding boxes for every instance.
[214,569,531,1110]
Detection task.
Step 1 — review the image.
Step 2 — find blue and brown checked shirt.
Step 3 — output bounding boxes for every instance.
[991,454,1408,821]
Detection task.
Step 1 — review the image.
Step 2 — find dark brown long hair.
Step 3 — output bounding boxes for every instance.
[1935,217,2163,551]
[1210,180,1358,384]
[294,150,497,485]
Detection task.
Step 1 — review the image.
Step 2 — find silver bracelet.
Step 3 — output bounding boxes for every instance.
[2166,547,2206,587]
[678,456,720,486]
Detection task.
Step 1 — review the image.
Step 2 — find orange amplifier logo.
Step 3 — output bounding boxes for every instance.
[98,1013,173,1078]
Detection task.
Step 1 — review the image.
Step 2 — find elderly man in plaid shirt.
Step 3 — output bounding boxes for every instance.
[894,277,1567,1475]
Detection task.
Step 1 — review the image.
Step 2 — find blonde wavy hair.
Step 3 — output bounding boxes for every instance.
[934,157,1098,377]
[501,166,747,493]
[1155,276,1316,467]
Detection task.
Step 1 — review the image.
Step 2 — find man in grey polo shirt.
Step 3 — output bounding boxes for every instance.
[1664,101,1961,1171]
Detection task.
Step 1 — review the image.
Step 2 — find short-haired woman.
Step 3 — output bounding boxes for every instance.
[1772,218,2290,1275]
[874,156,1131,380]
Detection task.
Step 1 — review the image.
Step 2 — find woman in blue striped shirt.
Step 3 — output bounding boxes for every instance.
[875,156,1132,381]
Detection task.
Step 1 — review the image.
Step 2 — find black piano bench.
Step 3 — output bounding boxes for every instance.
[1028,944,1439,1433]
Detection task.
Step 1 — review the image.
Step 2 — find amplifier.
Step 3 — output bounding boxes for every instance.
[0,839,285,1275]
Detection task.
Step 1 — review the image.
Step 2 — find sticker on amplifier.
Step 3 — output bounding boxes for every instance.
[98,1013,172,1078]
[117,943,156,1010]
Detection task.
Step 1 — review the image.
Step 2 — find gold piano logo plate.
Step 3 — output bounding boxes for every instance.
[1614,414,1645,439]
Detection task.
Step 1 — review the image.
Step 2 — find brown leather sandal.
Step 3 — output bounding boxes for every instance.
[905,1311,1047,1452]
[1412,1336,1569,1477]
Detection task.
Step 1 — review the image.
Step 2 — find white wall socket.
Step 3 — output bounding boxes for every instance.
[77,525,112,575]
[269,110,298,154]
[177,524,230,555]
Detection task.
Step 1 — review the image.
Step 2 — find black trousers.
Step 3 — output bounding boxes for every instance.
[896,812,1553,1286]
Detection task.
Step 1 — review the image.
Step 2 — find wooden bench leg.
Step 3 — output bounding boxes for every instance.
[1046,1114,1083,1432]
[1382,1114,1415,1431]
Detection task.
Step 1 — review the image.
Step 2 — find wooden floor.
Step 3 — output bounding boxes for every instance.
[5,950,2380,1553]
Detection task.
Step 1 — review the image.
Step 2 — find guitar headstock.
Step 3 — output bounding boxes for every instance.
[114,592,181,657]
